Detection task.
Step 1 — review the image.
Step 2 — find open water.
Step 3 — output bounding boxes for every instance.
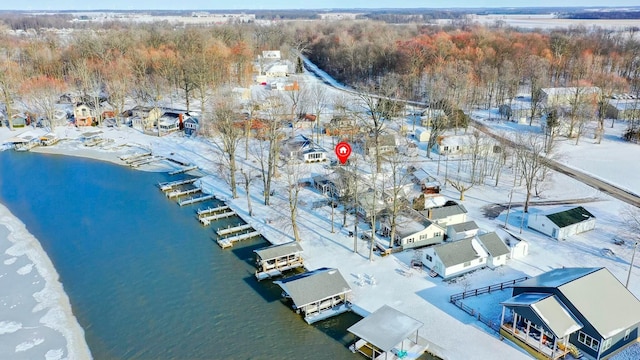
[0,151,362,359]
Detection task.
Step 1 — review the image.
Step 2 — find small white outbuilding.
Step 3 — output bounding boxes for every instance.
[527,206,596,240]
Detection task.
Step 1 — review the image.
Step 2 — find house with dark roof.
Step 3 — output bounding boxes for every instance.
[422,237,488,279]
[528,206,596,240]
[500,267,640,360]
[280,134,327,163]
[274,267,351,324]
[477,232,510,268]
[446,220,479,241]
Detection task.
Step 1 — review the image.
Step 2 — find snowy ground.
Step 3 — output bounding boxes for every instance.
[3,79,640,359]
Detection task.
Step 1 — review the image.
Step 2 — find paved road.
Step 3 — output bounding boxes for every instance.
[472,119,640,209]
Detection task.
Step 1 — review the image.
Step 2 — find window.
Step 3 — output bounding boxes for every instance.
[407,238,414,243]
[601,338,612,352]
[425,254,432,262]
[624,329,631,341]
[434,231,442,237]
[578,331,600,351]
[419,234,429,241]
[463,261,471,267]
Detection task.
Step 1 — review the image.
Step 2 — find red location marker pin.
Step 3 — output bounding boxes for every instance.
[335,142,352,165]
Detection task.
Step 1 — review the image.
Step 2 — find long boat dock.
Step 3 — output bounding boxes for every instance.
[197,205,230,217]
[167,187,202,199]
[120,152,152,163]
[199,210,236,226]
[159,178,198,192]
[130,156,165,167]
[178,194,214,207]
[169,165,198,175]
[217,231,261,249]
[217,224,252,237]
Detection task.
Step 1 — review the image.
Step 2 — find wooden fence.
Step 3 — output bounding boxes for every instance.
[449,276,529,333]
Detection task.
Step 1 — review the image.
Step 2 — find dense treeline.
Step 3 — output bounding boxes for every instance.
[302,21,640,111]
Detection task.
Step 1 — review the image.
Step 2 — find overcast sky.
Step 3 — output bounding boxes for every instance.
[4,1,640,11]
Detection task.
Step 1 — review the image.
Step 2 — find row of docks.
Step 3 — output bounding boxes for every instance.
[157,177,262,249]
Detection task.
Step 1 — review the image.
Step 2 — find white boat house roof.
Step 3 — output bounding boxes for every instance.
[348,305,423,353]
[274,268,351,309]
[502,293,583,338]
[254,241,303,262]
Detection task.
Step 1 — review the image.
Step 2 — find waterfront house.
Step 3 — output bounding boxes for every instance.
[183,116,199,136]
[11,113,29,128]
[254,241,304,281]
[500,267,640,360]
[422,237,488,279]
[157,111,184,134]
[73,103,96,126]
[274,267,352,324]
[380,209,445,249]
[528,206,596,240]
[348,305,426,360]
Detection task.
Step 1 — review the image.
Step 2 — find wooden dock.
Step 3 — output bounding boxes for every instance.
[197,205,230,217]
[167,187,201,199]
[130,155,165,167]
[217,231,261,249]
[217,223,252,236]
[159,178,198,192]
[121,152,152,162]
[199,210,236,226]
[178,194,214,207]
[169,165,198,175]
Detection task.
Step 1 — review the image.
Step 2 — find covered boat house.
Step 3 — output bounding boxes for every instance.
[254,241,305,280]
[274,267,351,324]
[348,305,427,360]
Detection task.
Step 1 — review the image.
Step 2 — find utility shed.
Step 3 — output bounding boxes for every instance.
[274,268,351,324]
[254,241,304,280]
[528,206,596,240]
[348,305,426,360]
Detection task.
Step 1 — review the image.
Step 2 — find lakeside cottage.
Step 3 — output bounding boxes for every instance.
[500,267,640,360]
[422,237,488,280]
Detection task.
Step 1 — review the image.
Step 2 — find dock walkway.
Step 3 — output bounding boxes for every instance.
[199,210,236,225]
[167,187,201,199]
[159,178,198,192]
[217,230,261,249]
[198,205,230,217]
[217,223,252,236]
[178,194,214,207]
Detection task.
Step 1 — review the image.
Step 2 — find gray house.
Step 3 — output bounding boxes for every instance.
[500,267,640,360]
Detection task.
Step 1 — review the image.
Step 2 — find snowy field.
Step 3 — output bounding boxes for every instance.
[3,72,640,359]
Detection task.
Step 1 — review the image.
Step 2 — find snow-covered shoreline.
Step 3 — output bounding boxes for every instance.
[0,202,92,360]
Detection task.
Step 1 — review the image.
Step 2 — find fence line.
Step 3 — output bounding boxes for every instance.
[449,276,529,333]
[449,276,529,302]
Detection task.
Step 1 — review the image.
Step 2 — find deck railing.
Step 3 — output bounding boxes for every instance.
[449,276,529,302]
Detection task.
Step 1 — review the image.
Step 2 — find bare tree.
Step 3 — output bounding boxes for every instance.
[381,144,413,249]
[284,159,304,242]
[621,206,640,243]
[209,92,243,199]
[0,59,22,130]
[20,76,66,129]
[308,83,328,144]
[514,133,554,213]
[260,94,288,205]
[239,167,256,217]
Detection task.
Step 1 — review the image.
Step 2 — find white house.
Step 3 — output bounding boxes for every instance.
[420,202,468,227]
[446,220,479,241]
[380,210,445,249]
[528,206,596,240]
[423,237,488,280]
[477,232,511,269]
[280,135,327,163]
[157,111,184,133]
[414,128,430,142]
[265,63,289,78]
[433,134,473,155]
[262,50,281,59]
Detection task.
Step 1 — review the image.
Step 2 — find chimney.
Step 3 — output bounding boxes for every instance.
[427,208,432,219]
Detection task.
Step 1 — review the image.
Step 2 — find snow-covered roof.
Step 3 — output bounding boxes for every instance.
[348,305,423,353]
[273,268,351,308]
[515,267,640,338]
[478,232,510,257]
[433,237,487,267]
[448,220,479,233]
[608,99,640,111]
[541,87,600,97]
[502,293,583,338]
[254,241,303,262]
